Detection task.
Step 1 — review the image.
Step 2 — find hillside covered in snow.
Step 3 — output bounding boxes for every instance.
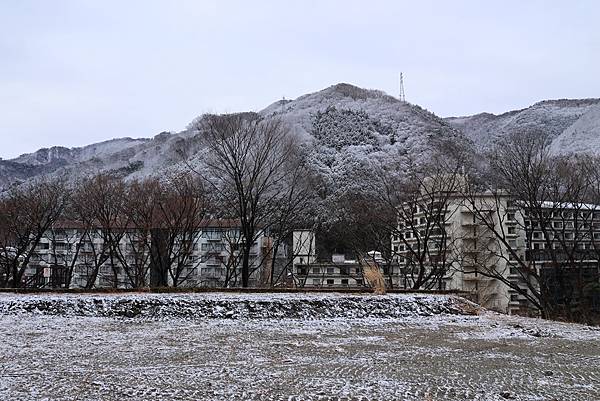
[0,83,466,190]
[1,83,600,190]
[446,98,600,153]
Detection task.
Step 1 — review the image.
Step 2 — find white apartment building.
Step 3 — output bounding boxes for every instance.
[291,230,404,289]
[25,220,272,289]
[391,191,600,315]
[291,230,363,288]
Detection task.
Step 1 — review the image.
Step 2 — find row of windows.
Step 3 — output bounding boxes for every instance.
[529,231,600,241]
[297,266,361,275]
[311,278,355,286]
[526,220,600,230]
[393,228,444,241]
[524,210,600,220]
[527,242,598,250]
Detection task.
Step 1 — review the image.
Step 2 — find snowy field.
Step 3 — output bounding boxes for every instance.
[0,293,599,401]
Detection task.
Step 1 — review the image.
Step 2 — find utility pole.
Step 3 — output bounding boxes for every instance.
[399,72,406,102]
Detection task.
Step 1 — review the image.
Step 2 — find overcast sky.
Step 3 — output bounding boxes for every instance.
[1,0,598,158]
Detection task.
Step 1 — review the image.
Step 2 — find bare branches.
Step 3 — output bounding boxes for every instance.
[195,114,300,287]
[464,132,600,321]
[0,177,69,287]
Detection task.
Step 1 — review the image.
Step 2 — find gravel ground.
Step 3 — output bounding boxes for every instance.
[0,293,599,401]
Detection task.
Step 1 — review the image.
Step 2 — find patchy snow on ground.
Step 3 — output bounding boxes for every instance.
[0,293,599,400]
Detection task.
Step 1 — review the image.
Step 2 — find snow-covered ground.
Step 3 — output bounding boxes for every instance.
[0,293,599,400]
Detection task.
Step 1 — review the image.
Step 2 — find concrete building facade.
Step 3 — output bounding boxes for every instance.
[24,221,272,289]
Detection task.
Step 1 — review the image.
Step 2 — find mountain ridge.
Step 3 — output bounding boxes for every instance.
[1,83,599,189]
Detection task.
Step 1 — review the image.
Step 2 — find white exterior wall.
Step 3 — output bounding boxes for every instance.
[390,194,517,313]
[292,230,316,267]
[27,225,270,289]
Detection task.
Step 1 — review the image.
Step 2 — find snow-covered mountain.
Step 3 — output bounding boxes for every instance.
[549,102,600,154]
[445,98,600,152]
[2,84,599,191]
[0,138,145,189]
[0,83,465,190]
[260,83,462,156]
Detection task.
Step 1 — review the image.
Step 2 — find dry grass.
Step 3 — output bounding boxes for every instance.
[360,256,386,295]
[456,298,484,315]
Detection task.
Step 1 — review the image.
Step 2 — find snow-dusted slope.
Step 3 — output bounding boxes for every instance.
[0,131,206,189]
[0,83,465,190]
[0,292,473,319]
[446,99,600,151]
[0,137,150,188]
[261,83,463,157]
[12,138,148,166]
[550,102,600,154]
[3,84,599,191]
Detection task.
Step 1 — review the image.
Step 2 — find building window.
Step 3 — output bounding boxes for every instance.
[341,279,349,286]
[326,279,334,286]
[312,278,321,286]
[54,243,69,251]
[507,213,516,221]
[508,226,516,234]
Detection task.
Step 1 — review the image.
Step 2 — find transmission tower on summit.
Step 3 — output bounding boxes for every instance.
[399,72,406,102]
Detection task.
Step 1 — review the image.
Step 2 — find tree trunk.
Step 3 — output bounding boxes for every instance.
[242,245,251,287]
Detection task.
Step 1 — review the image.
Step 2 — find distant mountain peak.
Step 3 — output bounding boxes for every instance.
[446,98,600,152]
[319,83,397,102]
[3,83,600,191]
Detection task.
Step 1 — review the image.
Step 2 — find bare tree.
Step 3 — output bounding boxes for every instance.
[191,114,298,287]
[148,173,208,287]
[43,222,86,288]
[115,179,157,288]
[463,131,600,321]
[0,178,68,288]
[71,174,127,289]
[263,150,314,287]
